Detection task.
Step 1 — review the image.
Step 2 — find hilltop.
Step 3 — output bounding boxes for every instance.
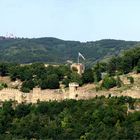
[0,37,139,65]
[0,44,139,139]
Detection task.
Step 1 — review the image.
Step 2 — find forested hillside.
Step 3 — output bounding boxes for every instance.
[0,97,139,139]
[0,37,138,65]
[0,46,140,92]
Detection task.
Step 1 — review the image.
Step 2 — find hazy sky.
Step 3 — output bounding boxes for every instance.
[0,0,140,41]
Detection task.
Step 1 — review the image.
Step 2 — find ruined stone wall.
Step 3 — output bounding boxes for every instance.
[28,88,66,103]
[0,88,69,103]
[0,87,139,103]
[0,88,23,103]
[121,89,140,98]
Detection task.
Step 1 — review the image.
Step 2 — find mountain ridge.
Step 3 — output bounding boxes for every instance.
[0,37,139,65]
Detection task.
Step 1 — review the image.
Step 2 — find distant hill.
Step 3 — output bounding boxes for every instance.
[0,37,139,65]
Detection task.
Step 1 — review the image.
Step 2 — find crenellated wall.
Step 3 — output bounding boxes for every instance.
[0,88,22,103]
[0,86,140,103]
[0,88,69,103]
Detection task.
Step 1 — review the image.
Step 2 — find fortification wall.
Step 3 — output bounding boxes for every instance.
[0,87,139,103]
[29,88,66,103]
[0,88,22,103]
[73,88,140,100]
[121,89,140,98]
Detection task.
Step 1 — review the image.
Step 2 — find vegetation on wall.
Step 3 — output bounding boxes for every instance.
[101,76,116,89]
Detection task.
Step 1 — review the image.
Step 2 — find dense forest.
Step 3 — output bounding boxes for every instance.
[0,97,139,140]
[0,37,138,65]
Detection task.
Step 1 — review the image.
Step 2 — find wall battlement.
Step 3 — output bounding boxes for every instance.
[2,88,20,92]
[0,84,140,103]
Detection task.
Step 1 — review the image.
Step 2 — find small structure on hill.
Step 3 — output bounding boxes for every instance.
[71,63,85,75]
[69,82,79,99]
[71,52,85,75]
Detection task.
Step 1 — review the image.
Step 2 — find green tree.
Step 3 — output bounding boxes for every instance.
[18,66,33,81]
[70,72,83,86]
[56,65,71,80]
[40,74,60,89]
[107,57,117,76]
[62,77,70,87]
[127,76,134,84]
[9,65,20,81]
[116,76,123,88]
[136,59,140,73]
[93,62,101,82]
[82,68,94,84]
[120,56,133,74]
[21,80,35,92]
[15,104,31,118]
[0,63,9,76]
[101,76,116,89]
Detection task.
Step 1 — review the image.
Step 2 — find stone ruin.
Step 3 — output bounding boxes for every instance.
[0,83,80,103]
[0,81,140,104]
[71,63,85,75]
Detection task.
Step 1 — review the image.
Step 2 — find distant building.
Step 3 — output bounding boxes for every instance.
[71,63,85,75]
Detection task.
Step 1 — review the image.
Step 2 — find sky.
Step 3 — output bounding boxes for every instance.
[0,0,140,41]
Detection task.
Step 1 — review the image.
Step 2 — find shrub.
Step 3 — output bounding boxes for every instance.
[127,76,134,84]
[21,87,30,93]
[116,76,123,88]
[101,76,116,90]
[62,78,70,87]
[70,72,83,86]
[40,74,60,89]
[136,59,140,73]
[1,83,8,88]
[0,83,8,90]
[21,80,35,92]
[95,86,102,91]
[82,68,94,84]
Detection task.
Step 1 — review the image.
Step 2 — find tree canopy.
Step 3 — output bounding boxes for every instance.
[0,97,139,139]
[0,37,138,65]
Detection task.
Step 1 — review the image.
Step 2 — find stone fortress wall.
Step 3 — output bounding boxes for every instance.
[0,63,140,103]
[0,88,66,103]
[0,82,140,103]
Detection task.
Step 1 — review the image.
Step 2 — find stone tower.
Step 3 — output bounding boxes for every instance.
[71,63,85,75]
[69,82,79,99]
